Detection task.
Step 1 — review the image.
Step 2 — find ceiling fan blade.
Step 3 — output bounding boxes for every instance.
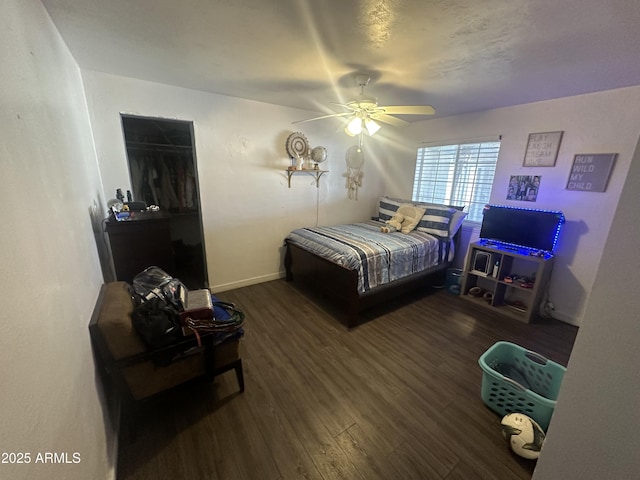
[370,113,410,127]
[329,102,357,111]
[293,112,352,124]
[377,105,436,115]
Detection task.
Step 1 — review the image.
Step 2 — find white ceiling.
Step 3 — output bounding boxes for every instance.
[42,0,640,119]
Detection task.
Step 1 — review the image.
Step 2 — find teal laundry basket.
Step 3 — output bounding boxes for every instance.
[478,341,567,431]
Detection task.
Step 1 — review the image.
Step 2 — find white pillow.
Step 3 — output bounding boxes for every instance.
[378,196,465,238]
[449,210,468,237]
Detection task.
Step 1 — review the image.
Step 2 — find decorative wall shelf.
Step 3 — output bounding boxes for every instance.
[286,169,328,188]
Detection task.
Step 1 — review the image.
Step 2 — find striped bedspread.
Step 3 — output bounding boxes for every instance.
[285,221,444,293]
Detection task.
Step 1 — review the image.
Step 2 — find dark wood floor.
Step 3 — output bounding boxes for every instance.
[117,279,577,480]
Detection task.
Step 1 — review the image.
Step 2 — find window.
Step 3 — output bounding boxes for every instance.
[412,140,501,223]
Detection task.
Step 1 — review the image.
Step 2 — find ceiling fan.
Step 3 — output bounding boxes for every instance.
[294,74,435,137]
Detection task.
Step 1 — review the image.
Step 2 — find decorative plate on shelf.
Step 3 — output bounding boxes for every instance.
[286,132,310,159]
[311,146,327,164]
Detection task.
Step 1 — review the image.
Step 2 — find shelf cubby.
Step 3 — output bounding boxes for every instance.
[460,241,554,323]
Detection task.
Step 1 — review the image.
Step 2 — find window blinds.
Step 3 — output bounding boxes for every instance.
[412,141,500,222]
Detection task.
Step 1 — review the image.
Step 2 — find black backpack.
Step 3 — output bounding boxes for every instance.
[130,297,182,351]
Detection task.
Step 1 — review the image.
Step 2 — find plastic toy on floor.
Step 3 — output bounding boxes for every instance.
[500,412,546,460]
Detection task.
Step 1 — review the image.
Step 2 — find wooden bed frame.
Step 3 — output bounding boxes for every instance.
[284,233,460,328]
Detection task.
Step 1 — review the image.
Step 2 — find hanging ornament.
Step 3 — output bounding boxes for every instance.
[345,145,365,200]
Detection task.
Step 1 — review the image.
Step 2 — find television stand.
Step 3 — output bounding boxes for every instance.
[460,241,554,323]
[476,239,552,259]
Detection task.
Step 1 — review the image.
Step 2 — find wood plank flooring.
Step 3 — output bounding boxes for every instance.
[117,279,577,480]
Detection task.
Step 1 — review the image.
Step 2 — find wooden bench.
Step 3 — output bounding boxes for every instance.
[89,281,243,441]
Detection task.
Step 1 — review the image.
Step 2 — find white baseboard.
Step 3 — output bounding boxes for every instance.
[550,309,580,326]
[211,271,285,293]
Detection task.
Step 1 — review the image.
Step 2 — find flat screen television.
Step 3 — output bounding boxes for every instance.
[479,205,565,254]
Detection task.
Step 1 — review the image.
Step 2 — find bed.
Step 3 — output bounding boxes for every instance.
[284,196,466,327]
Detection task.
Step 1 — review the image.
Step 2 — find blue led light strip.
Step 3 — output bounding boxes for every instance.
[481,204,565,255]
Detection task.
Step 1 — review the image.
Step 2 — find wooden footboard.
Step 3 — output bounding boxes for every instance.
[284,240,450,328]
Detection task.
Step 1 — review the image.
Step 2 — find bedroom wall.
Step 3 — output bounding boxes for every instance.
[532,133,640,479]
[377,86,640,326]
[80,71,386,292]
[1,1,114,479]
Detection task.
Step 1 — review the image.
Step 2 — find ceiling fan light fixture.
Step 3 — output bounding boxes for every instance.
[346,116,363,136]
[364,118,381,136]
[293,72,434,133]
[347,95,378,111]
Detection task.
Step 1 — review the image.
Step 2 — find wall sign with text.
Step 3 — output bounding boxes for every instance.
[566,153,617,192]
[523,131,563,167]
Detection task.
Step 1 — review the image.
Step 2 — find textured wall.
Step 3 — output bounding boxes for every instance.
[532,133,640,479]
[0,1,114,479]
[80,70,387,292]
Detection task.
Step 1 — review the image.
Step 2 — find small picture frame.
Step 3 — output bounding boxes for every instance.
[523,131,563,167]
[507,175,540,202]
[566,153,617,192]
